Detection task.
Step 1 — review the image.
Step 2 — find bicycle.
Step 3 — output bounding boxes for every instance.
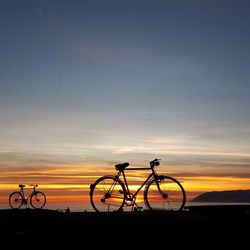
[9,184,46,209]
[90,159,186,212]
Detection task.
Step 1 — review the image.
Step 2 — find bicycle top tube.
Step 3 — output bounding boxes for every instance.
[125,167,151,171]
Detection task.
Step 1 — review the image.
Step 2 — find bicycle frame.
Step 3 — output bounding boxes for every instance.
[115,166,158,202]
[19,186,36,203]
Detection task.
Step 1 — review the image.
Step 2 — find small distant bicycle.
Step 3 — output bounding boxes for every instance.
[9,184,46,209]
[90,159,186,212]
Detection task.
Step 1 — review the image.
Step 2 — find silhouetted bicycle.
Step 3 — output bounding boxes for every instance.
[90,159,186,212]
[9,184,46,209]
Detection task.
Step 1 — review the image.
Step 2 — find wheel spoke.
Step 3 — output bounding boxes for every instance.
[95,187,106,194]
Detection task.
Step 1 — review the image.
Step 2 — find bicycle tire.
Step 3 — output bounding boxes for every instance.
[90,175,126,212]
[9,191,23,209]
[30,191,46,209]
[144,175,186,211]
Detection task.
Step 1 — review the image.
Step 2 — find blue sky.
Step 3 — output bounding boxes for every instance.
[0,0,250,181]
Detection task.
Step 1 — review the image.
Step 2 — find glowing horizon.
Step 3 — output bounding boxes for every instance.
[1,161,250,206]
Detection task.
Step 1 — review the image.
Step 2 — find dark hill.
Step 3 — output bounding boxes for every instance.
[192,190,250,202]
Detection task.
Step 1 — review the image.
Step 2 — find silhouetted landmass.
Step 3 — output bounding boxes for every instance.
[192,190,250,202]
[0,207,249,250]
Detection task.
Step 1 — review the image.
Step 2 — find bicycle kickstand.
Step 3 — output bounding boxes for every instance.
[132,203,143,212]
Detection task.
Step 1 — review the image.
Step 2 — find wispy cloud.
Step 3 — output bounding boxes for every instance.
[32,0,43,16]
[110,136,250,161]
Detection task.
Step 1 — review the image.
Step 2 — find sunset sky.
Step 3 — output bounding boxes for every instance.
[0,0,250,210]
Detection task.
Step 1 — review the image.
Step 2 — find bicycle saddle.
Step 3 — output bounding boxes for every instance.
[19,184,25,188]
[115,162,129,171]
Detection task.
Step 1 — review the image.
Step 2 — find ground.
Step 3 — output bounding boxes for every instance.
[0,206,249,250]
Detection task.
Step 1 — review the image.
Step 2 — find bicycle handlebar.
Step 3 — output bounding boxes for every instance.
[150,158,161,167]
[29,184,38,187]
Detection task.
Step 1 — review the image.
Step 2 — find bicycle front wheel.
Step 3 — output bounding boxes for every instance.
[30,191,46,209]
[9,192,23,209]
[144,175,186,211]
[90,176,126,212]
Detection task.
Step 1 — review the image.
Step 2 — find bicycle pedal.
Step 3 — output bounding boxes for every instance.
[119,190,124,194]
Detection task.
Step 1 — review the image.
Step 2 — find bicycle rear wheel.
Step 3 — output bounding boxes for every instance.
[90,176,126,212]
[30,191,46,209]
[144,175,186,211]
[9,192,23,209]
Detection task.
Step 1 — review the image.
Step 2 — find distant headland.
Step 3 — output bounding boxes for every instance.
[192,190,250,202]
